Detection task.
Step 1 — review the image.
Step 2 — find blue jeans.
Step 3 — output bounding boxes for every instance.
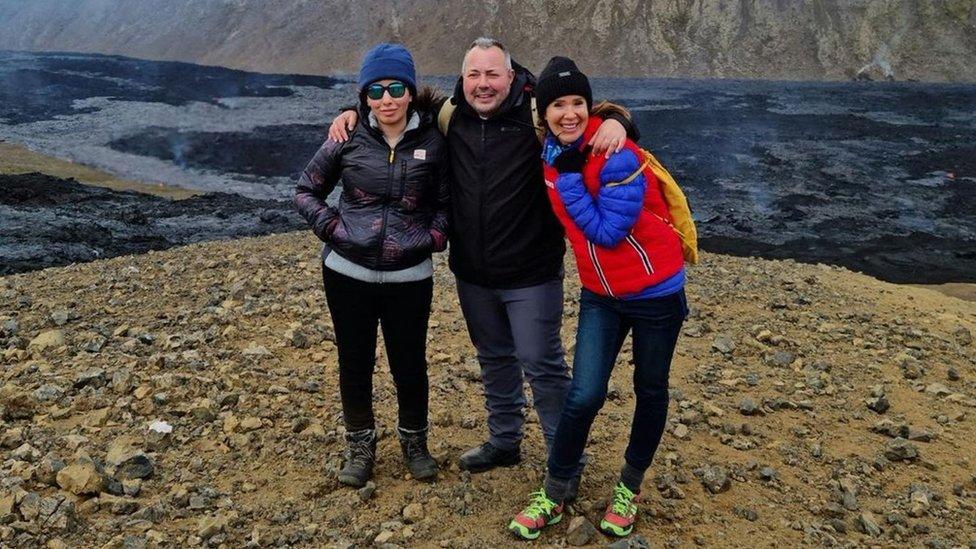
[547,288,687,481]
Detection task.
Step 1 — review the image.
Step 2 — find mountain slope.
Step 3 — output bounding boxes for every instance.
[1,0,974,81]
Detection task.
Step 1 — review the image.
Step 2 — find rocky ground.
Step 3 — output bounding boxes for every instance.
[1,232,974,548]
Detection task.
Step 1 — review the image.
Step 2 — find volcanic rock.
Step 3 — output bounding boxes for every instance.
[696,465,731,494]
[56,463,105,496]
[884,438,920,462]
[28,330,65,352]
[565,515,598,546]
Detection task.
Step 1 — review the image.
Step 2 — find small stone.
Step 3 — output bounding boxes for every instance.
[696,465,731,494]
[711,334,736,354]
[738,398,760,416]
[50,310,75,326]
[925,383,952,397]
[284,328,309,349]
[866,395,890,414]
[56,462,105,495]
[74,368,108,389]
[608,534,652,549]
[0,387,35,420]
[33,384,66,402]
[673,423,690,439]
[357,481,376,502]
[858,512,882,537]
[11,443,40,462]
[953,325,972,346]
[908,489,931,517]
[758,466,777,481]
[402,502,424,524]
[902,362,923,380]
[767,350,796,367]
[374,530,395,544]
[947,367,960,381]
[37,454,66,486]
[565,515,598,546]
[28,330,65,352]
[117,454,154,480]
[241,343,272,358]
[1,318,18,337]
[733,506,758,521]
[197,514,227,539]
[238,417,264,432]
[884,438,919,462]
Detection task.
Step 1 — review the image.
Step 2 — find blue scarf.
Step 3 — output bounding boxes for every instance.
[542,133,584,167]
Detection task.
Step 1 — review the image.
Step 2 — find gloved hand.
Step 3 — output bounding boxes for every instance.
[552,146,590,174]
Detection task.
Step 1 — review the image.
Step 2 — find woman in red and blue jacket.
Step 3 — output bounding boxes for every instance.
[509,57,688,541]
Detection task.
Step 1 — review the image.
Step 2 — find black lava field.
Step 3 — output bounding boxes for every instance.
[1,51,974,283]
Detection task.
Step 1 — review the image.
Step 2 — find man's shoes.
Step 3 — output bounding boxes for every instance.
[599,482,640,537]
[337,429,376,488]
[398,427,438,480]
[508,488,564,540]
[458,442,520,473]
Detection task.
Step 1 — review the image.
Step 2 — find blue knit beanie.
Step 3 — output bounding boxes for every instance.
[358,43,417,97]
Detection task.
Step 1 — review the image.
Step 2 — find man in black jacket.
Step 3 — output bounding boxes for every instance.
[329,38,636,477]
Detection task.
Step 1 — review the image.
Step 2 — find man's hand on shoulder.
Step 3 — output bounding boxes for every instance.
[328,110,358,142]
[588,118,627,158]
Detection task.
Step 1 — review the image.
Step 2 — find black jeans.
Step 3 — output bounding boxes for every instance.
[322,266,433,432]
[547,288,687,480]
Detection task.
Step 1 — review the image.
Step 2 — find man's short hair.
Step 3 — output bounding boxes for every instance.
[462,37,513,72]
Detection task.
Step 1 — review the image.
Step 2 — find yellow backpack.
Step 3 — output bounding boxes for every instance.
[633,149,700,265]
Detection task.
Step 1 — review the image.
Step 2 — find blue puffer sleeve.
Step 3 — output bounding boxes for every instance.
[555,149,645,248]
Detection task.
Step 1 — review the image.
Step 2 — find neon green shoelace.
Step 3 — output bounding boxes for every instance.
[611,483,636,516]
[522,489,557,519]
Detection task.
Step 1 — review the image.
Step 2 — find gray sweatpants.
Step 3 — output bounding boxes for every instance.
[456,277,572,451]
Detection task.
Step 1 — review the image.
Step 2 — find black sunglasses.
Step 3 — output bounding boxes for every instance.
[365,81,407,100]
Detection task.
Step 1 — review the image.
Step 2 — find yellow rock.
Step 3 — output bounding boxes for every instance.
[28,330,66,351]
[56,462,104,495]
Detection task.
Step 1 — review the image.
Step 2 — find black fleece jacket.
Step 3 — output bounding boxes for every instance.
[442,62,638,288]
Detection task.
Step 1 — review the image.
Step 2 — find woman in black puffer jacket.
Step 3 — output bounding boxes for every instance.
[294,43,449,488]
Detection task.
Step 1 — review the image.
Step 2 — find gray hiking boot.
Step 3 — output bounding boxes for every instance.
[338,429,376,488]
[398,427,438,480]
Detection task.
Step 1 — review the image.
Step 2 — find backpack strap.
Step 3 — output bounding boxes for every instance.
[530,96,545,143]
[605,154,652,188]
[437,98,457,136]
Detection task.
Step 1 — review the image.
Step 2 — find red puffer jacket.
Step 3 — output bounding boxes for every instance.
[543,118,683,297]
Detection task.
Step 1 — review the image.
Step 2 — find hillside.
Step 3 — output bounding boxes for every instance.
[1,232,974,547]
[1,0,975,81]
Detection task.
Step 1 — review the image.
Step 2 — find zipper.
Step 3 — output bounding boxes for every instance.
[478,120,486,272]
[625,235,654,275]
[587,242,614,297]
[377,146,395,262]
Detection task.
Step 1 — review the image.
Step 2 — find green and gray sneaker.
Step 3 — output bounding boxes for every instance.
[600,482,640,537]
[508,488,564,540]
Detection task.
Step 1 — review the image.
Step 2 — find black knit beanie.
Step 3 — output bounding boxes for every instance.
[535,56,592,115]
